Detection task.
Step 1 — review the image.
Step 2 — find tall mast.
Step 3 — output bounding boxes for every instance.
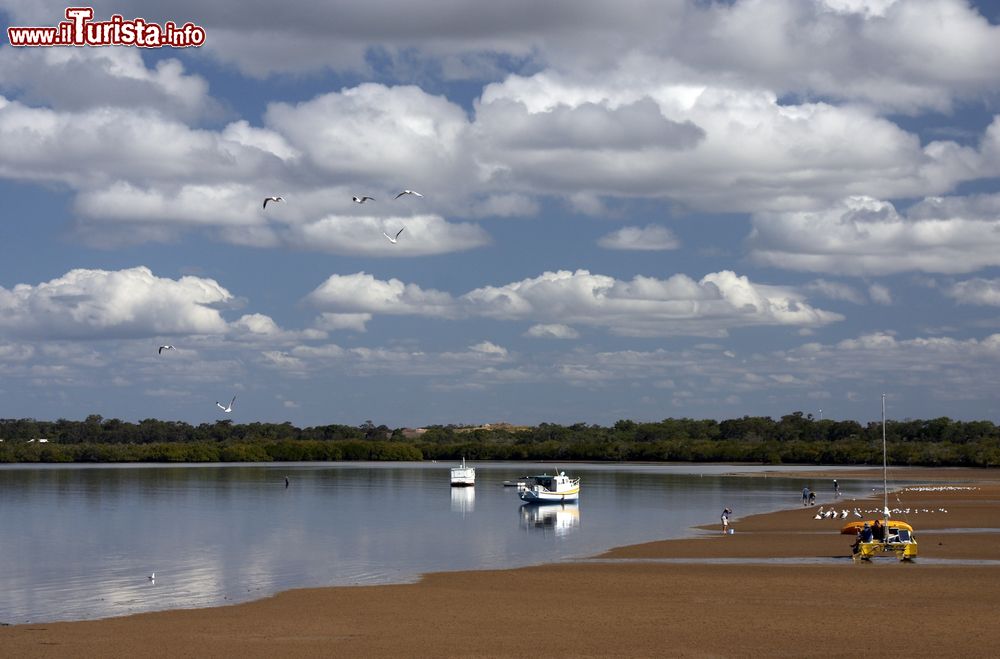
[882,393,888,537]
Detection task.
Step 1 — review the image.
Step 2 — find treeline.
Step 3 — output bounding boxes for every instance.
[1,413,999,466]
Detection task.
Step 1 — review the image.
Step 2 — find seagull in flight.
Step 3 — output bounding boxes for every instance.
[383,227,405,244]
[216,395,237,413]
[263,196,283,209]
[394,189,423,199]
[158,345,175,355]
[353,195,375,203]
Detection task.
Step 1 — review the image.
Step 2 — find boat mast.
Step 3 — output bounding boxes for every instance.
[882,393,889,539]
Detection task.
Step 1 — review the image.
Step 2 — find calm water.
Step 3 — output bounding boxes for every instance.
[0,462,881,623]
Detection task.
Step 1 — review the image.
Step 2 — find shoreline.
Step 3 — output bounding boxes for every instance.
[4,469,1000,657]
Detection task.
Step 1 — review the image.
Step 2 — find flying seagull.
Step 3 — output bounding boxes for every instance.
[263,196,283,209]
[353,195,375,203]
[393,189,423,199]
[158,345,175,355]
[216,395,237,413]
[383,227,405,244]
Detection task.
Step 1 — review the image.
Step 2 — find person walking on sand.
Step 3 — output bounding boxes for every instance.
[833,479,840,497]
[721,508,732,534]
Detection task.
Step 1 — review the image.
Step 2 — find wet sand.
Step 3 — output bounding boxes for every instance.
[4,469,1000,657]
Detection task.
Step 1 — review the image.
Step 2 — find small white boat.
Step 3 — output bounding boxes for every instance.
[503,476,529,487]
[450,457,475,487]
[517,471,580,503]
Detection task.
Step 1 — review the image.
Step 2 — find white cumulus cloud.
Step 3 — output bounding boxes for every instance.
[0,47,215,119]
[0,267,232,339]
[306,272,458,317]
[598,225,680,251]
[525,324,581,339]
[868,283,893,305]
[307,269,842,337]
[286,214,490,257]
[947,278,1000,306]
[748,194,1000,275]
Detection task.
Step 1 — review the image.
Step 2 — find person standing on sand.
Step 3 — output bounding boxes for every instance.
[833,479,840,497]
[721,508,732,534]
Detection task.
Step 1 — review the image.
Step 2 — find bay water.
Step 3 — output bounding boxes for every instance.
[0,461,881,623]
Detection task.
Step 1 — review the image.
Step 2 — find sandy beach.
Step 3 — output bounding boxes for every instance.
[4,468,1000,658]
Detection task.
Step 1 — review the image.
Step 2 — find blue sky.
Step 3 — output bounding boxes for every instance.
[1,0,999,428]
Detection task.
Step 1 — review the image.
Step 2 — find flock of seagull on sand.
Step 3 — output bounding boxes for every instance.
[156,190,425,415]
[813,505,948,520]
[265,189,422,244]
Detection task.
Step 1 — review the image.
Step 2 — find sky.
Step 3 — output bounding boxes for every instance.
[1,0,999,428]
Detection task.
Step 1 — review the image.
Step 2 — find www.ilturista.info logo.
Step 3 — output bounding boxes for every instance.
[7,7,206,48]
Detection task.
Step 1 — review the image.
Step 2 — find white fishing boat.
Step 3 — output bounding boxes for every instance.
[450,457,475,487]
[517,471,580,503]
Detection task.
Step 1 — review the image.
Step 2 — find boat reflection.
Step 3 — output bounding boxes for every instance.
[519,502,580,537]
[450,486,476,515]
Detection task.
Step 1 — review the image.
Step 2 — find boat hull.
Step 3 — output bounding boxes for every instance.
[841,520,913,535]
[518,486,579,503]
[853,540,918,562]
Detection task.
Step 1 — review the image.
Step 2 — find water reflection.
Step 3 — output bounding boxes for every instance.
[450,486,475,515]
[519,502,580,537]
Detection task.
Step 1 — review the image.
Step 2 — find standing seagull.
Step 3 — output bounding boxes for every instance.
[393,189,423,199]
[263,196,283,209]
[383,227,405,244]
[353,195,375,203]
[216,395,237,413]
[158,345,175,355]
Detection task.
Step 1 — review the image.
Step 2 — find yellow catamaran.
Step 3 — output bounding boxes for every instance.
[844,394,918,562]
